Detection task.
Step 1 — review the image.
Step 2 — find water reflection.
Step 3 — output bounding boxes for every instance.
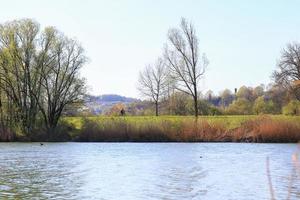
[0,143,298,199]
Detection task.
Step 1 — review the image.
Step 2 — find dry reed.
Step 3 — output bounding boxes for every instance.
[77,116,300,142]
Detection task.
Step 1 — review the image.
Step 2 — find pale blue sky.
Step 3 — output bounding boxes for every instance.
[0,0,300,97]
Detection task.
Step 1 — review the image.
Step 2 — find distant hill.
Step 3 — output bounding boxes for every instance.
[87,94,138,103]
[84,94,140,114]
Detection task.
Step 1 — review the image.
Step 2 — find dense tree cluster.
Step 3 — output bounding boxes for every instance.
[128,83,298,116]
[0,19,86,139]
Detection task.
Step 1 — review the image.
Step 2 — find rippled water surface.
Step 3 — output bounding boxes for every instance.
[0,143,299,199]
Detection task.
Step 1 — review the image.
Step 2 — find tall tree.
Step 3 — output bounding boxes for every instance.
[220,89,234,107]
[138,58,168,116]
[0,19,41,135]
[236,86,254,102]
[34,28,86,134]
[273,42,300,100]
[164,18,208,117]
[253,85,265,99]
[0,19,86,137]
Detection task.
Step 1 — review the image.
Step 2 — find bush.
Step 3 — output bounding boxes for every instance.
[226,98,253,115]
[282,100,300,115]
[0,127,16,142]
[29,120,75,142]
[208,106,223,115]
[253,96,276,114]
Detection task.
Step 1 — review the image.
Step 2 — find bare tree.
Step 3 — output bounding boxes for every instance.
[164,18,208,117]
[35,28,86,134]
[138,58,168,116]
[273,42,300,100]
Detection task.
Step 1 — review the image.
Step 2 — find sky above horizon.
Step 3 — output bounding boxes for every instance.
[1,0,300,98]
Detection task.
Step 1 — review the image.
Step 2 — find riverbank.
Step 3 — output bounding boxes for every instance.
[59,115,300,143]
[3,115,299,142]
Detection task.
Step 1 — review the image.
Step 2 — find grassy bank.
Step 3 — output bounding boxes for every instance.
[62,115,300,143]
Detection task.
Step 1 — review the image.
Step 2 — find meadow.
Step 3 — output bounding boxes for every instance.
[62,115,300,143]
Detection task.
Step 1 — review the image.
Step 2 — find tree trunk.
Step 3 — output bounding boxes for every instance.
[155,101,159,116]
[194,96,198,117]
[194,85,198,117]
[47,124,56,141]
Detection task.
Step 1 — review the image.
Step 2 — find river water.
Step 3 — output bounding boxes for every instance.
[0,143,299,199]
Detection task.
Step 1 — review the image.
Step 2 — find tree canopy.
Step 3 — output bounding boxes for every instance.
[0,19,86,138]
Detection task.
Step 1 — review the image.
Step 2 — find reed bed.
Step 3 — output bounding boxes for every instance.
[67,115,300,142]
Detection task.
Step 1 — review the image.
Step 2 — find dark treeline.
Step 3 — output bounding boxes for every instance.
[0,19,86,141]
